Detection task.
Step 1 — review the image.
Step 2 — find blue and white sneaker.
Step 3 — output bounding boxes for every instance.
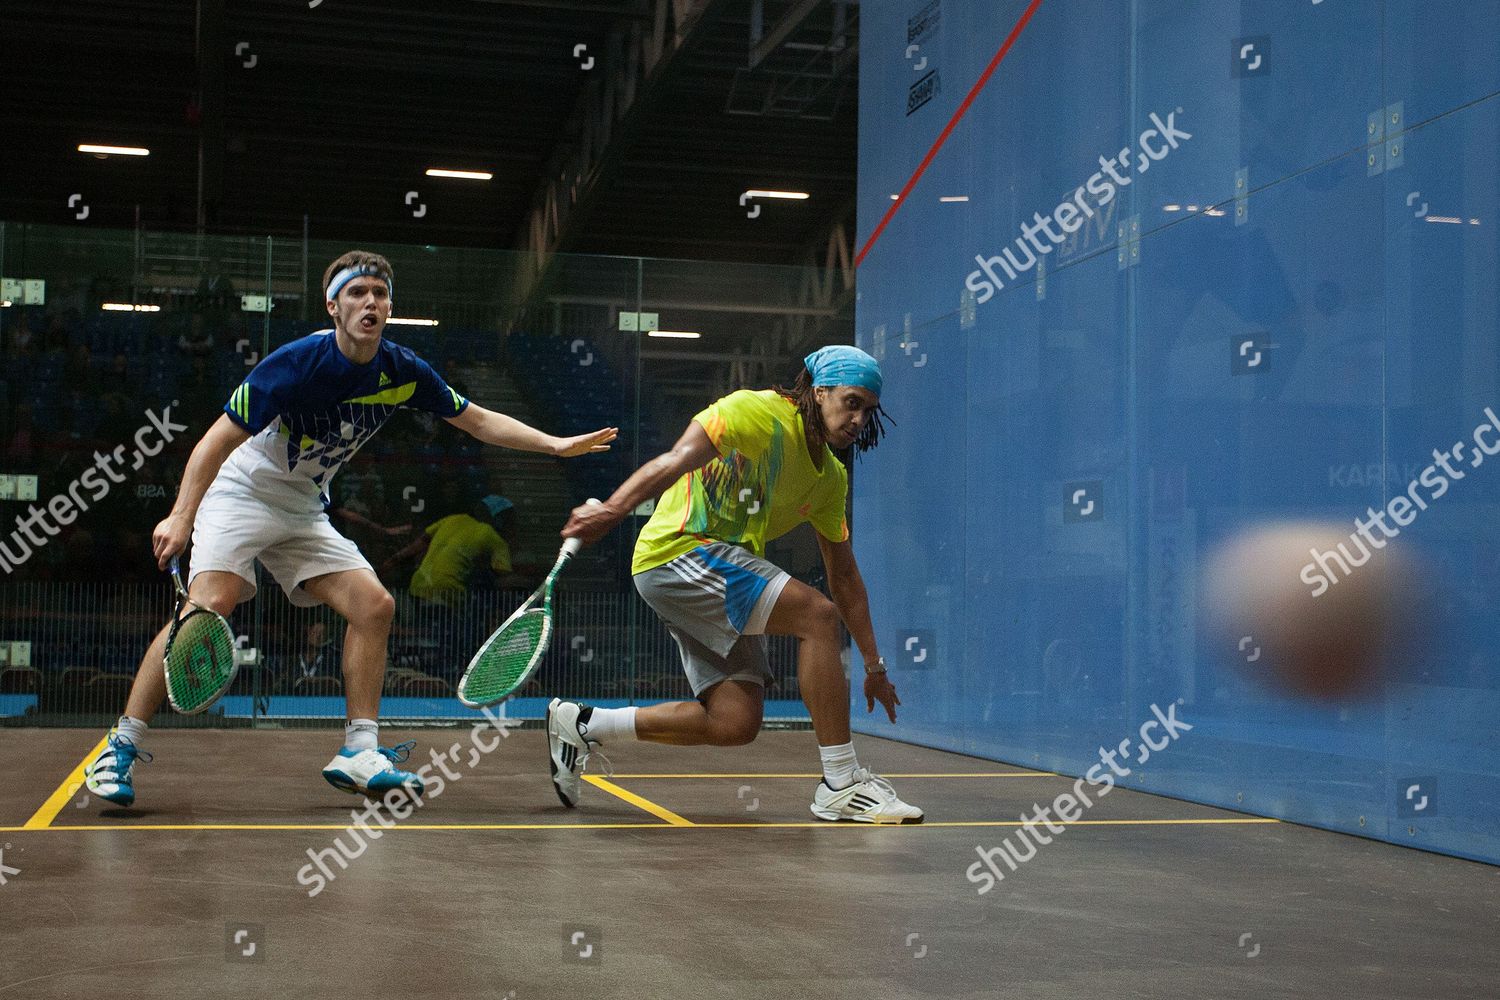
[84,730,152,807]
[321,741,426,798]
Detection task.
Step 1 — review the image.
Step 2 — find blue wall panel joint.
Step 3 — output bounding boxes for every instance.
[1234,167,1250,227]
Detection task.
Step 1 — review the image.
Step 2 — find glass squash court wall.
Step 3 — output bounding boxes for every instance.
[853,0,1500,864]
[0,222,848,728]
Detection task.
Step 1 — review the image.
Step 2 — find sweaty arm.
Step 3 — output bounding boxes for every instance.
[561,421,719,545]
[446,403,616,457]
[152,414,250,567]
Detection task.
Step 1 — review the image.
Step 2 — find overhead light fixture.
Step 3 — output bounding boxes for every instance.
[425,168,492,181]
[648,330,701,339]
[1204,208,1226,217]
[939,196,970,203]
[889,194,900,201]
[0,300,11,308]
[78,144,150,157]
[1163,204,1181,211]
[386,317,440,326]
[1425,215,1463,225]
[1470,218,1481,225]
[741,190,809,201]
[1186,204,1200,212]
[101,303,160,312]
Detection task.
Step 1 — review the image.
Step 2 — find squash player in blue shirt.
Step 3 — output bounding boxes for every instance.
[84,250,617,806]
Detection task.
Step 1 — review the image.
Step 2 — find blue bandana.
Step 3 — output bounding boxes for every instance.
[325,264,393,302]
[804,345,883,397]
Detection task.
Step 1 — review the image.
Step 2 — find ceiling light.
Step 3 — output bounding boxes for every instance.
[741,190,809,200]
[386,317,440,326]
[101,303,160,312]
[78,144,149,156]
[1425,216,1463,224]
[1163,204,1181,211]
[940,196,970,203]
[425,168,492,181]
[648,331,701,339]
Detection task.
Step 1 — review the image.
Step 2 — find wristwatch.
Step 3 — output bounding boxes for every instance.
[864,656,887,675]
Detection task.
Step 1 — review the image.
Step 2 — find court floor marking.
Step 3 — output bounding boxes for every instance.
[0,818,1281,833]
[582,774,694,826]
[23,734,108,831]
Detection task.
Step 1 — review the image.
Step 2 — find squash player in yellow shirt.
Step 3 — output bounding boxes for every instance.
[549,346,922,823]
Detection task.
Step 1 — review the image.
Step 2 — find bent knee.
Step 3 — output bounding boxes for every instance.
[714,715,762,747]
[805,597,841,639]
[350,589,396,628]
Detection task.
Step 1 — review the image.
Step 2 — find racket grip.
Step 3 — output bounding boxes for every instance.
[561,498,603,558]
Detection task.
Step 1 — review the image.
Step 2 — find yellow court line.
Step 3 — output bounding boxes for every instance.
[582,774,694,826]
[23,735,108,830]
[0,817,1280,833]
[606,772,1057,779]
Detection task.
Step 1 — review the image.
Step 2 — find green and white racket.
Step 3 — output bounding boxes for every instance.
[163,555,239,714]
[457,500,596,707]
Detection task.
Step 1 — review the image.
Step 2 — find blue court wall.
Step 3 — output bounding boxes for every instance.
[853,0,1500,864]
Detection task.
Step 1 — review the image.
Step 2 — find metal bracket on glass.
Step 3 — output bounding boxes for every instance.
[1234,167,1250,226]
[1117,214,1141,270]
[1368,101,1406,176]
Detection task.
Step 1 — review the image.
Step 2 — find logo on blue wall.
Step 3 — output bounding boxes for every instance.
[896,630,935,670]
[907,71,940,116]
[1063,481,1103,523]
[1396,777,1436,818]
[1232,36,1270,77]
[1231,336,1271,375]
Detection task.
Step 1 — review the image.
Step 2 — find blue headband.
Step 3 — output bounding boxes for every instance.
[481,495,513,518]
[326,265,393,302]
[805,345,883,397]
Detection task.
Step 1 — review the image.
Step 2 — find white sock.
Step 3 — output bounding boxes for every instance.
[819,742,859,790]
[115,715,148,745]
[344,718,379,752]
[576,706,637,745]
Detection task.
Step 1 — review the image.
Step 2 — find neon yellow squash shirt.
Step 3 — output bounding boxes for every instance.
[632,389,850,575]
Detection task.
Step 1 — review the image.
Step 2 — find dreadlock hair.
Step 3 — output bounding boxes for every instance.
[773,366,893,459]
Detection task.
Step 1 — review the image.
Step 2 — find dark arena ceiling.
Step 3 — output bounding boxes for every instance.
[0,0,859,263]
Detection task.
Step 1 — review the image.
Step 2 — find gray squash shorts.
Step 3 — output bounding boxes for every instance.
[633,542,792,698]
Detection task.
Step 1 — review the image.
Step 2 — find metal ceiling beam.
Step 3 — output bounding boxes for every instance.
[747,0,822,70]
[503,0,730,326]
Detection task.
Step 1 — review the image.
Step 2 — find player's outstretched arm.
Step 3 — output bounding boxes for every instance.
[152,414,250,569]
[561,421,719,547]
[817,533,900,723]
[445,403,617,457]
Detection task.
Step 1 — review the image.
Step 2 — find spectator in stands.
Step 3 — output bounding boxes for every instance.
[382,494,520,603]
[177,314,214,357]
[285,620,340,690]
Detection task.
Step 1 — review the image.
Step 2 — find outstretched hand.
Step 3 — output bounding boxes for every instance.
[865,672,901,723]
[553,426,618,458]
